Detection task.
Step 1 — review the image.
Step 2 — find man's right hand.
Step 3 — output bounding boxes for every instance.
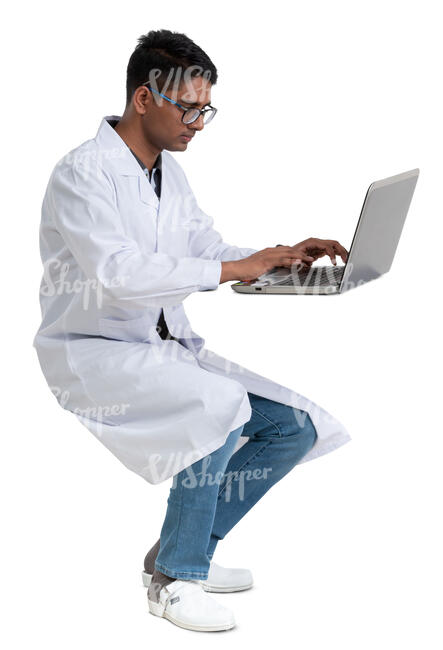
[219,246,316,284]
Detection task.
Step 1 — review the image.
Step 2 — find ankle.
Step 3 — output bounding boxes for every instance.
[144,538,161,573]
[148,569,177,603]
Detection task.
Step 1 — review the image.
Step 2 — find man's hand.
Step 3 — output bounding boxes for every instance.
[219,238,348,284]
[220,245,315,283]
[288,237,348,267]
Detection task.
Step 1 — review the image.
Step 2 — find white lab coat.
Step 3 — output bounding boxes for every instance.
[32,115,351,485]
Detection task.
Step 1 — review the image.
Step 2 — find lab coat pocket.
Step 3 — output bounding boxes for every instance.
[98,313,160,343]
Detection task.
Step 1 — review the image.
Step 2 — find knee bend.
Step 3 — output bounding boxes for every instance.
[300,413,318,452]
[289,410,318,453]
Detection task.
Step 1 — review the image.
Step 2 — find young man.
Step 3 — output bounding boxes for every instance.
[33,29,351,632]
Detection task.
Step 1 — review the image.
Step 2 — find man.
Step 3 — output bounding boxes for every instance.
[33,29,351,632]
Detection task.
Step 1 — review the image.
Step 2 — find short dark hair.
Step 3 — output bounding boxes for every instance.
[125,29,218,107]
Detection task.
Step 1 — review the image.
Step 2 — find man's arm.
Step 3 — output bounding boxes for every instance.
[48,163,222,308]
[177,168,341,283]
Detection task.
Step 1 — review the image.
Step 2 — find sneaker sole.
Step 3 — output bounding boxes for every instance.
[147,598,235,632]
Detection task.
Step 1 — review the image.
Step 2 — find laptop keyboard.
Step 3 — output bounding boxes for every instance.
[270,265,345,287]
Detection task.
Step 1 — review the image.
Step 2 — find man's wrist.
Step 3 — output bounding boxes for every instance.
[220,261,239,284]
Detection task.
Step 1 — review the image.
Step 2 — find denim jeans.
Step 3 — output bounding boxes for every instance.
[154,392,318,580]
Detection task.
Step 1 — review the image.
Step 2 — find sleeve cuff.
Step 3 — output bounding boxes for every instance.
[199,259,222,291]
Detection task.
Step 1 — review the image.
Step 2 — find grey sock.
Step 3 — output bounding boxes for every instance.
[144,538,160,574]
[147,569,177,603]
[144,540,177,603]
[144,537,214,574]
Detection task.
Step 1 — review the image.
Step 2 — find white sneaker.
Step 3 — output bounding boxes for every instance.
[147,579,236,632]
[142,561,253,593]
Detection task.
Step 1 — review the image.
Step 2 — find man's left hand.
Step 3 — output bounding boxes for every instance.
[287,237,349,267]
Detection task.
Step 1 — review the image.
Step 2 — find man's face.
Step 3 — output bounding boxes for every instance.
[138,76,213,152]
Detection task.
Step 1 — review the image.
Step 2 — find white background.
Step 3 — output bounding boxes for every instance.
[2,0,442,647]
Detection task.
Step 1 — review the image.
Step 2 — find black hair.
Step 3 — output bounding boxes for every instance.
[125,29,218,106]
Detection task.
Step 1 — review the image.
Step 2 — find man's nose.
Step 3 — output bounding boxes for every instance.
[190,113,205,131]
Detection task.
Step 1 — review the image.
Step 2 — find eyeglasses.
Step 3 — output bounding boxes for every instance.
[142,83,217,125]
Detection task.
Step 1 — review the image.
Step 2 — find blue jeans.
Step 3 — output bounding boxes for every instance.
[154,392,318,580]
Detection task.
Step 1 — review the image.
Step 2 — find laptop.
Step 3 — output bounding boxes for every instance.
[231,168,419,295]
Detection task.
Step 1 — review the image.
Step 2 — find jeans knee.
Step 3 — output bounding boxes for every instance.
[299,413,317,452]
[288,410,317,453]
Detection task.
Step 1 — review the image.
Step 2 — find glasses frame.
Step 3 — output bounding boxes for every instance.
[142,83,217,125]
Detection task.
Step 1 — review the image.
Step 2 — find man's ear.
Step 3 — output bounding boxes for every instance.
[133,86,151,115]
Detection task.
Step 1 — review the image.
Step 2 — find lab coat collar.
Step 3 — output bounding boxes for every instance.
[95,115,155,178]
[96,115,162,208]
